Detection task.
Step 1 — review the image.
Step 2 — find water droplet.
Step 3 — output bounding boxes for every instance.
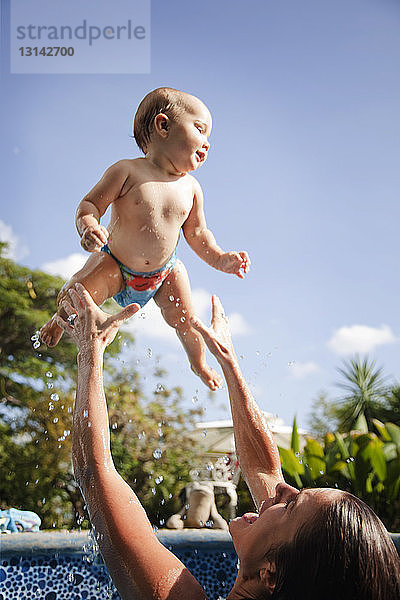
[156,383,164,393]
[48,403,54,411]
[151,487,156,495]
[83,410,88,418]
[112,423,117,430]
[147,348,152,358]
[153,448,162,460]
[47,382,54,389]
[202,429,207,437]
[206,463,214,471]
[31,333,39,342]
[53,417,58,423]
[180,316,185,323]
[155,475,164,484]
[169,295,174,301]
[87,421,92,428]
[192,395,198,404]
[42,498,46,504]
[46,371,53,378]
[50,393,59,401]
[33,341,40,349]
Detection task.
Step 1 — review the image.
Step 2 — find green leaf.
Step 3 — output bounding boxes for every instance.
[386,423,400,448]
[359,440,387,482]
[279,447,304,476]
[290,416,300,455]
[334,432,355,479]
[304,439,326,479]
[353,412,369,433]
[372,419,391,442]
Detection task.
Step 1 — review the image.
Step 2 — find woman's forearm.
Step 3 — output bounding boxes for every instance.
[221,358,283,506]
[73,344,114,483]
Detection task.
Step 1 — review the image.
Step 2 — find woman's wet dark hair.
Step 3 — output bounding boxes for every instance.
[264,491,400,600]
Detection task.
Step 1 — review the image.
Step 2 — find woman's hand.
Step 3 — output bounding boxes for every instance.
[56,282,140,353]
[191,295,238,368]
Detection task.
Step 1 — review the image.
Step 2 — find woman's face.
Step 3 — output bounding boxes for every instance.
[229,482,342,577]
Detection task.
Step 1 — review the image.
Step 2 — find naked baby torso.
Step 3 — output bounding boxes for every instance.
[106,160,194,272]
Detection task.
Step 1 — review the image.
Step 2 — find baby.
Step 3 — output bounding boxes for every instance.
[40,87,250,390]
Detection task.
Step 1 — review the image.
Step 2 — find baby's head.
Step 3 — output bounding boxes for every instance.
[133,87,211,171]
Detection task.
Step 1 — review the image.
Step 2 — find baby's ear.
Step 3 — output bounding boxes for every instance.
[154,113,169,137]
[259,560,276,594]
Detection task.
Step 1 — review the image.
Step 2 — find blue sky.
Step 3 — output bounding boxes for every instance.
[1,0,400,428]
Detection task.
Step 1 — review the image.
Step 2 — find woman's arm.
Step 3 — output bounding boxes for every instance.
[191,296,284,509]
[57,284,207,600]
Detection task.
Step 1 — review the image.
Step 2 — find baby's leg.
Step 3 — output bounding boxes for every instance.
[40,252,124,347]
[154,260,222,391]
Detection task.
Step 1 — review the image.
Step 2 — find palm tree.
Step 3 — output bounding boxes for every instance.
[381,385,400,426]
[334,356,388,432]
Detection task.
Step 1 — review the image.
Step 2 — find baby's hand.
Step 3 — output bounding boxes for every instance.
[217,251,250,279]
[80,225,109,252]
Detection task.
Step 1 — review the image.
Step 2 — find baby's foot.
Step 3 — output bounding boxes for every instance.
[40,314,64,347]
[191,363,223,391]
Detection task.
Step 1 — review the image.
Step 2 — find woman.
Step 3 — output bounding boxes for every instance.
[57,283,400,600]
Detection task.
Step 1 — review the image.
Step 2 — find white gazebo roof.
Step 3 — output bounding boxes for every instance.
[191,412,308,454]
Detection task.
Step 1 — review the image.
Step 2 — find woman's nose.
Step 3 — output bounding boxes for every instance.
[274,482,299,503]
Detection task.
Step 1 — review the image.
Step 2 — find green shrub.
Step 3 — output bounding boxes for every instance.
[279,417,400,531]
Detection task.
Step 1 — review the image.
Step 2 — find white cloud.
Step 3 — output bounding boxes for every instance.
[288,361,320,379]
[227,312,251,336]
[0,220,29,261]
[124,298,178,344]
[327,324,397,356]
[123,288,251,343]
[42,253,87,279]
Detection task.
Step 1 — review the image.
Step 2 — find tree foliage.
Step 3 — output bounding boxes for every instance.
[0,245,204,529]
[309,356,400,435]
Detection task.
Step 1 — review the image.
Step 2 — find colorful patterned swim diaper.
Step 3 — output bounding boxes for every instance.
[101,244,177,308]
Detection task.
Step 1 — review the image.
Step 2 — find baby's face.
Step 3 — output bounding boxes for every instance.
[165,97,212,174]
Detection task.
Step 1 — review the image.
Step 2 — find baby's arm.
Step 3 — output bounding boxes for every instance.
[76,160,130,252]
[182,178,250,278]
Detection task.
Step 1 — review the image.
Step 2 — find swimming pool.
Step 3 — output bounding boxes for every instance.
[0,530,238,600]
[1,530,399,599]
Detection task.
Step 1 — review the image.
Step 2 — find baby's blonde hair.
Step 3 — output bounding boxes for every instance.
[133,87,193,153]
